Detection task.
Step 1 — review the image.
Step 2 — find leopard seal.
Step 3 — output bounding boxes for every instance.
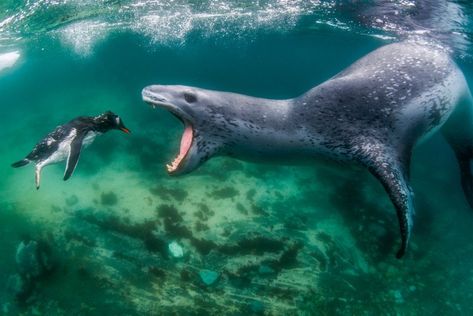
[142,40,473,258]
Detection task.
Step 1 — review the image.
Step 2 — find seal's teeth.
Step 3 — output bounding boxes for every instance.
[166,161,179,172]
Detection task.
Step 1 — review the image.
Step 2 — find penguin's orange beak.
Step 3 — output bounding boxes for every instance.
[120,127,131,134]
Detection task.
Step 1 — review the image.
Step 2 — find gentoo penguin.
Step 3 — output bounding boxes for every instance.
[11,111,130,189]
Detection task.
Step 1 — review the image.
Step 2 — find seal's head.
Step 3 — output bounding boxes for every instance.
[142,85,224,175]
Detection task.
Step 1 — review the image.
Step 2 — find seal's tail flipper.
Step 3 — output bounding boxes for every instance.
[442,92,473,209]
[358,143,414,259]
[11,159,29,168]
[370,159,414,259]
[456,152,473,209]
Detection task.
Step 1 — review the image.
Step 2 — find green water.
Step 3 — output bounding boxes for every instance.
[1,1,473,315]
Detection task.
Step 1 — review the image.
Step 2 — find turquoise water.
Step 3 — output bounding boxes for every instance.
[1,1,473,315]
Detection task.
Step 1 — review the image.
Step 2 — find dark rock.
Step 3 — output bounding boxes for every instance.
[246,189,256,201]
[208,187,239,199]
[219,236,285,255]
[194,221,209,232]
[194,203,215,221]
[65,195,79,206]
[236,203,248,215]
[150,185,188,202]
[100,191,118,205]
[149,267,166,279]
[78,211,167,256]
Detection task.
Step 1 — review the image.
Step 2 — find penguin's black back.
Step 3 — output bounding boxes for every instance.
[26,117,97,162]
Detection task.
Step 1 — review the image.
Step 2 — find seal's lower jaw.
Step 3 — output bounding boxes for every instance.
[142,93,194,175]
[166,123,193,175]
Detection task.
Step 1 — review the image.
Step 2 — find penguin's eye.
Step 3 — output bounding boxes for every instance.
[184,92,197,103]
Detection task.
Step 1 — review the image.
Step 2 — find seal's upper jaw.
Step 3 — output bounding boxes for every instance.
[142,85,197,175]
[142,86,193,122]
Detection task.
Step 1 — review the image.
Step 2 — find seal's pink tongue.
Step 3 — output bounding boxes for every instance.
[180,125,193,157]
[167,125,193,173]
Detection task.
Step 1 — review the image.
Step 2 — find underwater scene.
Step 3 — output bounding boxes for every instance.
[2,0,473,315]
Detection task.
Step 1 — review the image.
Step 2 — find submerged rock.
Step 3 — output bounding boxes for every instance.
[6,273,31,300]
[10,239,55,302]
[199,269,219,286]
[15,240,53,280]
[168,241,184,258]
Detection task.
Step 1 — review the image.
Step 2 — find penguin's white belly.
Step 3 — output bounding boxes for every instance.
[38,130,98,168]
[39,129,77,168]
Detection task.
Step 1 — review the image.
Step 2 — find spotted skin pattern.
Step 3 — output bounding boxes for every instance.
[143,41,473,258]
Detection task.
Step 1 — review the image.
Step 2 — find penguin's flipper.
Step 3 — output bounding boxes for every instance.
[12,159,30,168]
[64,134,84,181]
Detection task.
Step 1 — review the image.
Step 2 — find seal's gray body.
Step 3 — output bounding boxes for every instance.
[143,41,473,258]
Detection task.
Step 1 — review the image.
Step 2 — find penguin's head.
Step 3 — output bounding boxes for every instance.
[95,111,131,134]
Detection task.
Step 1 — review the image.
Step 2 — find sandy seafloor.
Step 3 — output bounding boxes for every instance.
[1,12,473,316]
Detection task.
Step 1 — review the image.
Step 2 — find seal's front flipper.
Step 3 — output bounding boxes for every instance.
[359,146,414,259]
[64,135,84,181]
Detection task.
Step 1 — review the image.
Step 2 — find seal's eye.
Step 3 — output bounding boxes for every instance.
[184,92,197,103]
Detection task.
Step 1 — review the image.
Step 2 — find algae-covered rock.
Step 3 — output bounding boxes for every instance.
[199,269,219,286]
[6,273,31,300]
[15,240,53,280]
[9,238,55,302]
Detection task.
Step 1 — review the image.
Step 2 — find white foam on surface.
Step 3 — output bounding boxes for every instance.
[0,51,20,73]
[59,21,109,56]
[54,0,329,52]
